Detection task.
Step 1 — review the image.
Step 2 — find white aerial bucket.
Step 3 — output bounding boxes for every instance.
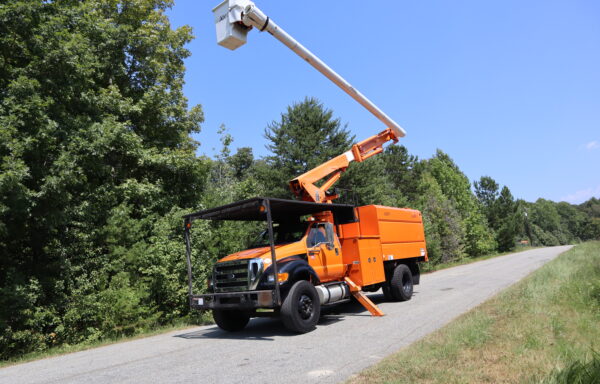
[213,0,252,50]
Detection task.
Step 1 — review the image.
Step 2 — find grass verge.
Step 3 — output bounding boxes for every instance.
[348,241,600,384]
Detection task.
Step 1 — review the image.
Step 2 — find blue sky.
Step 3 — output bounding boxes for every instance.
[167,0,600,204]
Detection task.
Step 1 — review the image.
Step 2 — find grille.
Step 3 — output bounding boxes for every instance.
[214,259,249,292]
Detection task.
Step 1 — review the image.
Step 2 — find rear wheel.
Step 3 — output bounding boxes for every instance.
[382,284,394,301]
[281,280,321,333]
[213,309,250,332]
[389,264,413,301]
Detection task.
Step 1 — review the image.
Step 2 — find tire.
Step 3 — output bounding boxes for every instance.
[382,283,394,301]
[389,264,413,302]
[213,309,250,332]
[281,280,321,333]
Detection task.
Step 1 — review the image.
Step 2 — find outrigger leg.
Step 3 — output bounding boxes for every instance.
[344,277,385,317]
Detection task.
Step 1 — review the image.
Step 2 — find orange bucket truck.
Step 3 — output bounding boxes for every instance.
[183,1,427,333]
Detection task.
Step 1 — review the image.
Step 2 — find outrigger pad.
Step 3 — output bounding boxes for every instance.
[183,197,357,224]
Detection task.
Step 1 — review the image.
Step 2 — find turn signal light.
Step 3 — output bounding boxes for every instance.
[277,273,289,283]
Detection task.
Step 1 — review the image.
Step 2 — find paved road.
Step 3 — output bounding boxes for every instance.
[1,246,572,384]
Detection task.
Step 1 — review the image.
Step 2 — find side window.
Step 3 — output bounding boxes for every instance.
[307,223,334,247]
[324,223,334,243]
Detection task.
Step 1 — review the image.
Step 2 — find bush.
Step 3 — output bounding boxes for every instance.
[540,353,600,384]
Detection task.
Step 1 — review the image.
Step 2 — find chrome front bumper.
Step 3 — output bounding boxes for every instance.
[190,290,276,310]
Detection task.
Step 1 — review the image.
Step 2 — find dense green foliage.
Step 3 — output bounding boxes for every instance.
[1,0,599,361]
[0,0,207,359]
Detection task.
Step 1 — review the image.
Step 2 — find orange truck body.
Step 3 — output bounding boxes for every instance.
[185,129,427,331]
[213,205,427,290]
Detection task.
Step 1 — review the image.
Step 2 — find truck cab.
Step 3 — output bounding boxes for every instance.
[211,219,344,293]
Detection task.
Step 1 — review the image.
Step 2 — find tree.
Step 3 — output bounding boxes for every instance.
[579,197,600,218]
[425,151,495,256]
[0,0,206,358]
[415,172,465,263]
[576,198,600,240]
[474,176,500,209]
[381,145,420,206]
[229,147,254,180]
[494,186,519,251]
[264,97,354,197]
[263,97,395,205]
[474,176,500,228]
[530,199,561,234]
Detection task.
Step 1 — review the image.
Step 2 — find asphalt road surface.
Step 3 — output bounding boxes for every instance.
[1,246,572,384]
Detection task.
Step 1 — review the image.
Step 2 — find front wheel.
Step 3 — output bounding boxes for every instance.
[213,309,250,332]
[281,280,321,333]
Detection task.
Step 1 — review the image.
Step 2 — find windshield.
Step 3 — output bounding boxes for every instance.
[249,222,307,248]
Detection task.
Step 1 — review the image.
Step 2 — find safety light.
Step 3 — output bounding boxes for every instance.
[277,273,289,283]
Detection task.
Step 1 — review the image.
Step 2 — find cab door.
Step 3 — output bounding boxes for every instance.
[306,222,344,282]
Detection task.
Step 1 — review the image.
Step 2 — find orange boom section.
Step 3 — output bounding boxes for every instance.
[289,128,399,203]
[338,205,427,287]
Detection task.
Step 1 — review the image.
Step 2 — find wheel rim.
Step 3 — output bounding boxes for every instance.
[298,294,314,320]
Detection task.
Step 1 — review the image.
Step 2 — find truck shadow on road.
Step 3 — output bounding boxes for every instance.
[173,292,411,341]
[174,318,295,341]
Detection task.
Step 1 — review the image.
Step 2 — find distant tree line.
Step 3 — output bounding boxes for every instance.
[1,0,599,360]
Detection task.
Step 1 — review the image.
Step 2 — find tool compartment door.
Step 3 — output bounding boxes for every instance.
[376,206,427,261]
[339,206,385,286]
[345,238,385,287]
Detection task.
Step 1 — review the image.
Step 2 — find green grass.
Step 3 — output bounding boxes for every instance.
[348,241,600,384]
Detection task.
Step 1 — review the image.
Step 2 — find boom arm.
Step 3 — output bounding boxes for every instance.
[213,0,406,139]
[213,1,407,203]
[289,128,399,203]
